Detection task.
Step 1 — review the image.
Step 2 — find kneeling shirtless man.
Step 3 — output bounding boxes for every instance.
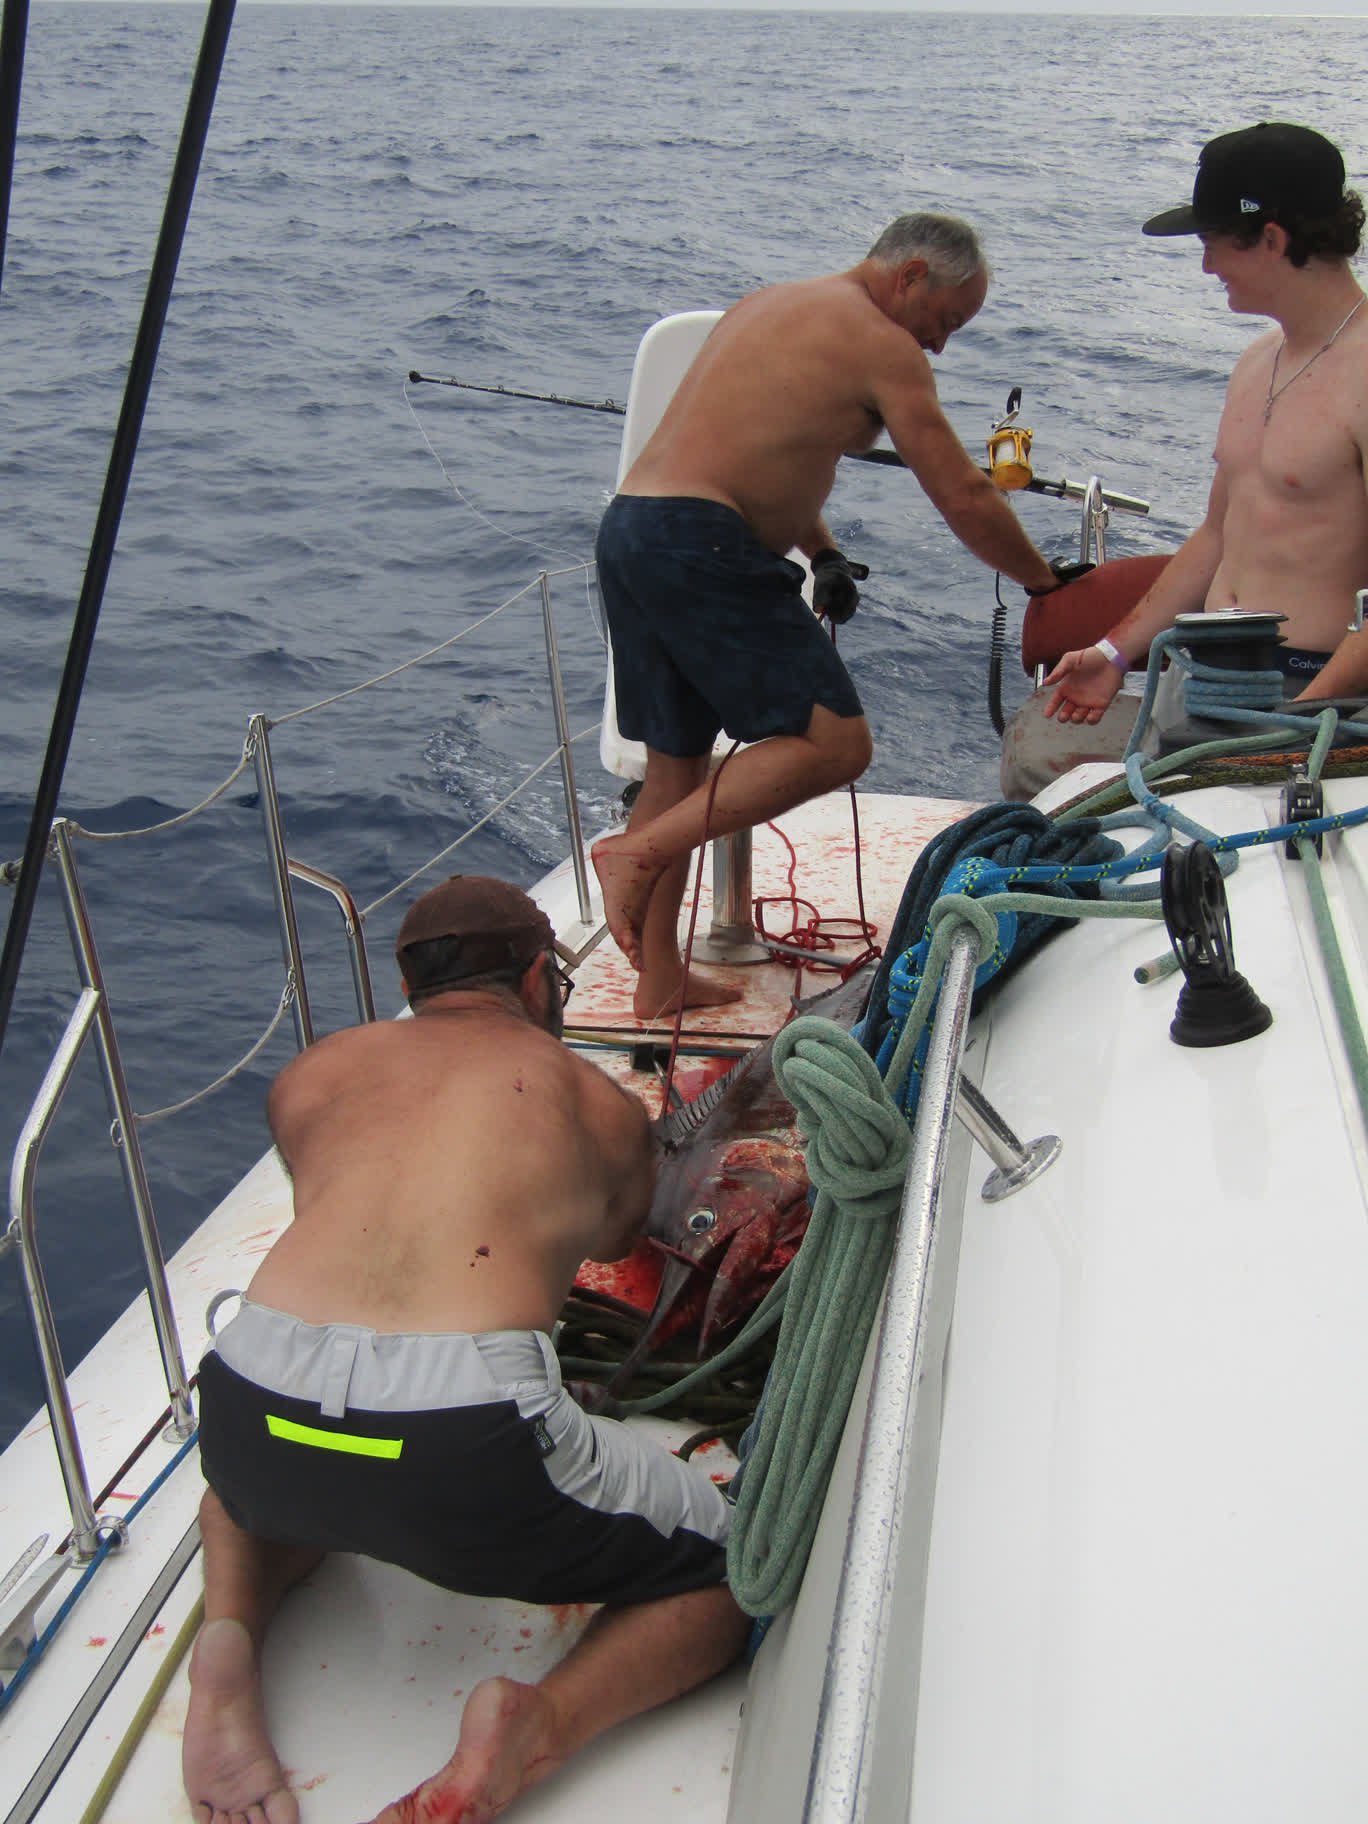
[183,874,747,1824]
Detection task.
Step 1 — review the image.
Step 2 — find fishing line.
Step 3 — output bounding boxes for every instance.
[402,376,588,567]
[400,376,605,650]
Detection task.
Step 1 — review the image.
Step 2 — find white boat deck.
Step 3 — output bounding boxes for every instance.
[1,787,974,1824]
[913,776,1368,1823]
[8,772,1368,1822]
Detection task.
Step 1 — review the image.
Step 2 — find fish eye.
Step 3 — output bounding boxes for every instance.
[687,1208,717,1234]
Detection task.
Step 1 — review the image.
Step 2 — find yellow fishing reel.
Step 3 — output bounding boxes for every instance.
[986,386,1033,491]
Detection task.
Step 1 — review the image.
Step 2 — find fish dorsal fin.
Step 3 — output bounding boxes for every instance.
[656,1054,750,1148]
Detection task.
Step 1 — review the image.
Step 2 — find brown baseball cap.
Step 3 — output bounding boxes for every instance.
[394,874,554,983]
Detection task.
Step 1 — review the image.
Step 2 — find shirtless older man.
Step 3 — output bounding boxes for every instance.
[1040,123,1367,742]
[182,875,746,1824]
[591,212,1056,1017]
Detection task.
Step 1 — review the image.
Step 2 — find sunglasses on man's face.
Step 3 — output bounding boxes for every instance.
[549,958,575,1006]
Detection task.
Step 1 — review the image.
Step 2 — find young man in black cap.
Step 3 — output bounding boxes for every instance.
[183,874,747,1824]
[1040,121,1368,738]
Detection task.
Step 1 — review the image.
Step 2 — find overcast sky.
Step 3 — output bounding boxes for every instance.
[42,0,1368,12]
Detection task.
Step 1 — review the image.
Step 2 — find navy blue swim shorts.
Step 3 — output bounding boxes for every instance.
[595,494,865,758]
[198,1299,730,1607]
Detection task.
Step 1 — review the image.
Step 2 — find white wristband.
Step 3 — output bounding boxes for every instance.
[1094,637,1128,672]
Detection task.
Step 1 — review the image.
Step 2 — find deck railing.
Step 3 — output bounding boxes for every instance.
[2,562,604,1632]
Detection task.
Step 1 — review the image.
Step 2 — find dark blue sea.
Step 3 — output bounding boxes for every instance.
[1,1,1364,1446]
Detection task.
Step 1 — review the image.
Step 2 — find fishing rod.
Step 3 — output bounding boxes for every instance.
[409,371,629,416]
[407,368,1150,511]
[0,0,238,1061]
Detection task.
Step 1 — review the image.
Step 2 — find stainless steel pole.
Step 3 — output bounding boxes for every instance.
[287,858,375,1024]
[249,714,314,1048]
[539,574,594,925]
[803,925,980,1824]
[7,988,103,1557]
[50,823,194,1438]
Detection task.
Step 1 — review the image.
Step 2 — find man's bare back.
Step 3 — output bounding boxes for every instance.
[185,880,749,1824]
[246,992,652,1337]
[624,273,940,555]
[622,260,1023,562]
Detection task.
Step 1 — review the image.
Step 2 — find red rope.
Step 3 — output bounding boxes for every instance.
[655,612,882,1104]
[658,745,738,1117]
[752,791,881,990]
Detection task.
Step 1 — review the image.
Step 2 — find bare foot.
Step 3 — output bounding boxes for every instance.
[634,967,746,1020]
[591,836,664,972]
[183,1617,297,1824]
[370,1676,561,1823]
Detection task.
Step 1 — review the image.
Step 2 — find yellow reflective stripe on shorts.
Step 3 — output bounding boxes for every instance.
[266,1414,403,1458]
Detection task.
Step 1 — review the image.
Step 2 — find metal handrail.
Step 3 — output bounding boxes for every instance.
[539,571,594,926]
[286,859,376,1025]
[6,989,105,1559]
[1034,471,1148,518]
[802,925,982,1824]
[1080,473,1109,565]
[249,714,314,1050]
[50,823,195,1441]
[251,568,603,1043]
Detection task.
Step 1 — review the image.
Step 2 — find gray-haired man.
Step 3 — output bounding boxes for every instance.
[593,212,1055,1017]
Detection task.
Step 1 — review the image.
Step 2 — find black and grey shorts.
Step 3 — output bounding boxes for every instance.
[197,1299,730,1606]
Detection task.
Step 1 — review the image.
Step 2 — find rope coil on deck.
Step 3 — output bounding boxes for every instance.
[727,1018,908,1617]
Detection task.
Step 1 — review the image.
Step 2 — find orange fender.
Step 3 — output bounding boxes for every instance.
[1021,553,1172,674]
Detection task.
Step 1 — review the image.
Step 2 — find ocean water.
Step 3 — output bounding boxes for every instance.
[1,1,1364,1447]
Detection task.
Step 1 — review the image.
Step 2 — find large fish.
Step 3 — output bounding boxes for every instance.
[589,963,877,1399]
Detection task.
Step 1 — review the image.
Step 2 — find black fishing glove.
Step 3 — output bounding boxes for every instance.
[811,547,871,624]
[1025,558,1096,598]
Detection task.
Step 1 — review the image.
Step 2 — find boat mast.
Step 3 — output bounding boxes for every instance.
[0,0,238,1059]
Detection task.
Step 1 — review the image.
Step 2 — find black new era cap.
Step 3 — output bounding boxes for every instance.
[1143,122,1346,237]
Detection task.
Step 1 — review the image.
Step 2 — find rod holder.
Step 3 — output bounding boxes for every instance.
[693,828,770,965]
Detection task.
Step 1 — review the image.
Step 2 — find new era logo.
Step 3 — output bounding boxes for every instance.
[1239,197,1261,213]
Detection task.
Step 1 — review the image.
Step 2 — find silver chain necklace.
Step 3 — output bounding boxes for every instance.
[1264,295,1366,423]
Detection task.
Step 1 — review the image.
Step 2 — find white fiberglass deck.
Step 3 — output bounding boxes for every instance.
[11,773,1368,1823]
[910,777,1368,1824]
[0,787,971,1824]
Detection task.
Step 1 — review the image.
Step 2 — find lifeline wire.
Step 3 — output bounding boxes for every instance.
[0,1430,200,1715]
[402,378,590,567]
[402,377,605,652]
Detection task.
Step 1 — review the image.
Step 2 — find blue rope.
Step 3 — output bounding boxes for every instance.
[861,778,1368,1120]
[1125,628,1368,760]
[907,801,1368,893]
[858,803,1121,1072]
[0,1428,199,1714]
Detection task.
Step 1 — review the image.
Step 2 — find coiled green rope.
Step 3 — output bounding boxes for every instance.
[727,1016,909,1616]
